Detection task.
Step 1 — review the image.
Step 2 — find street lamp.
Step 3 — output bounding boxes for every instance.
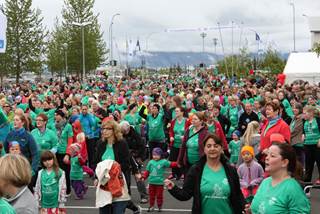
[290,2,296,52]
[109,13,120,66]
[62,43,68,78]
[200,32,207,53]
[213,38,218,54]
[72,21,92,79]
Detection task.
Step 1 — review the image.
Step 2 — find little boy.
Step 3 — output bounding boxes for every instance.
[9,141,21,154]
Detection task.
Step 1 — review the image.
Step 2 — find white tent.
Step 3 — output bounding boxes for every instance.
[283,52,320,84]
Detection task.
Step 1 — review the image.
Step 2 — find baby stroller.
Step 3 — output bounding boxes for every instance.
[302,182,320,198]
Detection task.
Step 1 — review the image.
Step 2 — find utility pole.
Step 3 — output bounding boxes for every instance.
[200,32,207,53]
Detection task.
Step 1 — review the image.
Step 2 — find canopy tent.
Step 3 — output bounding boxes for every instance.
[283,52,320,84]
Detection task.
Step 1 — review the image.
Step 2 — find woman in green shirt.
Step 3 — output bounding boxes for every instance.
[248,142,310,214]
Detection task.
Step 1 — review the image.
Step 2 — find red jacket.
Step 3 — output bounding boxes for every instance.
[260,118,291,152]
[100,161,124,197]
[169,118,191,147]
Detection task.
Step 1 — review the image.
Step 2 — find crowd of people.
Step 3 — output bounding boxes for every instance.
[0,71,319,213]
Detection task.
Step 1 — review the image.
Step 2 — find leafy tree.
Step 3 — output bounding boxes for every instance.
[1,0,47,83]
[47,0,107,79]
[312,42,320,57]
[260,48,285,74]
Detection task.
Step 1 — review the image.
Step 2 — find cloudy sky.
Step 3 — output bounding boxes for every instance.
[4,0,320,54]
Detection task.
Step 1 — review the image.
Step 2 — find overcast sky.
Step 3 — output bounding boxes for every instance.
[3,0,320,54]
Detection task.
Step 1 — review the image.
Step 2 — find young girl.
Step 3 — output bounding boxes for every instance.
[142,147,177,212]
[34,150,67,214]
[228,130,241,165]
[8,141,21,155]
[237,146,264,201]
[70,132,88,200]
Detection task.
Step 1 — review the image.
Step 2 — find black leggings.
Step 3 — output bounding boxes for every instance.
[56,153,71,194]
[169,146,183,179]
[304,145,320,182]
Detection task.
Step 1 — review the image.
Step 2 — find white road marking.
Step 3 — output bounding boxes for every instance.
[65,206,191,212]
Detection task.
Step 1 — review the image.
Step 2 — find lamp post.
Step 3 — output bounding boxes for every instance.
[62,43,68,78]
[200,32,207,53]
[109,13,120,66]
[72,21,92,80]
[213,38,218,54]
[290,2,296,52]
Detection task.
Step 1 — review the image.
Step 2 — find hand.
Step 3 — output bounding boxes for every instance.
[164,179,174,190]
[63,155,70,164]
[177,163,182,168]
[262,148,268,155]
[94,179,98,187]
[135,173,142,180]
[301,134,305,142]
[167,123,171,128]
[170,137,174,142]
[244,204,252,214]
[317,139,320,148]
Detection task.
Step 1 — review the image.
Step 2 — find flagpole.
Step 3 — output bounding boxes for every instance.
[231,21,234,77]
[218,22,229,78]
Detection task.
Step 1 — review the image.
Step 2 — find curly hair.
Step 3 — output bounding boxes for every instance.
[101,119,123,143]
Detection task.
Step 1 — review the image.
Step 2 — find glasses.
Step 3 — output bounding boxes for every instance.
[101,127,113,131]
[36,119,44,122]
[4,105,10,108]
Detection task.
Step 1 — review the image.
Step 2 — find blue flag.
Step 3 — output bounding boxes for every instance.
[255,33,260,41]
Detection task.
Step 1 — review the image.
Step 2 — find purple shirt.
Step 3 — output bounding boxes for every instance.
[237,160,264,188]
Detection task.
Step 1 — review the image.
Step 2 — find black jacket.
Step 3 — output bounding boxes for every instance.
[94,138,138,175]
[238,111,259,136]
[123,126,146,160]
[217,113,231,135]
[169,156,245,214]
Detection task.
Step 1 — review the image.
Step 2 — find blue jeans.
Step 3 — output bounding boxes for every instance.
[99,201,128,214]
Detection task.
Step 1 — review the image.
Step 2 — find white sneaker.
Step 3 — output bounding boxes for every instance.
[134,205,142,214]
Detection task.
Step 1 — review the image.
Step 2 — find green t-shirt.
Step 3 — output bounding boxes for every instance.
[16,103,28,112]
[186,128,200,164]
[147,112,165,142]
[70,156,83,181]
[251,177,310,214]
[173,118,186,148]
[200,164,232,214]
[102,144,115,161]
[0,198,15,214]
[31,128,58,156]
[146,159,171,185]
[40,169,62,208]
[229,140,241,164]
[207,123,216,134]
[54,123,73,154]
[304,119,320,145]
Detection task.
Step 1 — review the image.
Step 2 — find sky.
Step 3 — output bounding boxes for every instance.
[3,0,320,54]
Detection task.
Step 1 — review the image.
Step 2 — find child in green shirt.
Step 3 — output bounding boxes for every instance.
[229,131,241,165]
[34,150,66,213]
[142,147,177,212]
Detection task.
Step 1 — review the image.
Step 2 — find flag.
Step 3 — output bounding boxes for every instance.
[255,33,260,41]
[0,11,7,53]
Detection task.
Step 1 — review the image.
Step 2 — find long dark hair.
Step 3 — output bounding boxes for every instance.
[272,142,302,180]
[203,133,228,164]
[40,150,60,178]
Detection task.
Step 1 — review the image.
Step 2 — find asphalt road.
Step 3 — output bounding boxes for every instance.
[65,170,320,214]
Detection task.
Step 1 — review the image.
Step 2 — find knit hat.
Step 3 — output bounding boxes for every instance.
[232,130,241,138]
[9,141,20,149]
[241,145,254,157]
[270,133,286,144]
[152,147,162,156]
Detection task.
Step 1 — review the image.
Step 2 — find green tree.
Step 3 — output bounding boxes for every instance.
[48,0,107,79]
[312,42,320,57]
[1,0,47,83]
[260,48,285,74]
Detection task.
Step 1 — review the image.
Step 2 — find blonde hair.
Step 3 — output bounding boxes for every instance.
[0,154,31,187]
[101,119,123,142]
[242,121,260,146]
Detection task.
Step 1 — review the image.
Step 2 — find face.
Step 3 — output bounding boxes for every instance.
[192,115,202,127]
[229,99,236,107]
[81,106,88,115]
[43,158,54,169]
[304,110,314,120]
[308,98,316,105]
[207,102,214,110]
[212,107,219,117]
[265,105,278,119]
[13,115,24,129]
[245,103,252,114]
[204,138,223,160]
[175,108,182,118]
[278,92,284,100]
[72,108,79,115]
[242,151,253,163]
[55,114,62,123]
[36,117,46,128]
[35,100,42,108]
[101,125,114,139]
[9,145,21,154]
[232,134,239,141]
[292,107,300,116]
[151,105,159,115]
[265,145,288,174]
[3,104,11,113]
[253,101,260,110]
[152,154,161,160]
[43,102,50,109]
[92,102,99,111]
